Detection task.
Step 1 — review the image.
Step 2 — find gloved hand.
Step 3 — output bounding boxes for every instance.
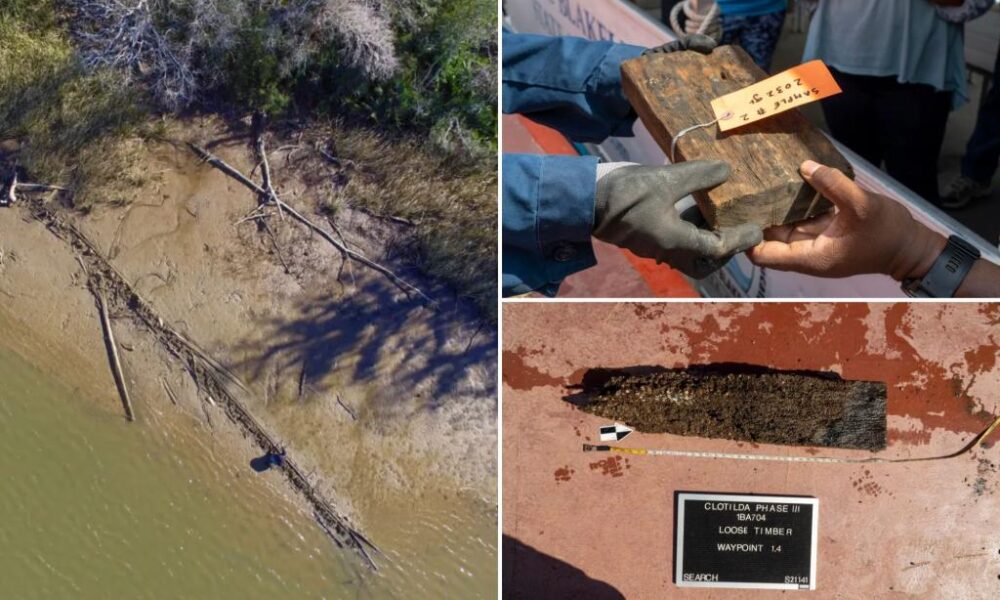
[592,161,763,279]
[642,33,718,56]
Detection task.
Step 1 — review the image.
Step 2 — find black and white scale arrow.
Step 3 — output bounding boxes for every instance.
[599,423,633,442]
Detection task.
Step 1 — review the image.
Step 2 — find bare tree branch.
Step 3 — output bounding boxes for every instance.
[67,0,198,110]
[64,0,400,110]
[187,140,433,304]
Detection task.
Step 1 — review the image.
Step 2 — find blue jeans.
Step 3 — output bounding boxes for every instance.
[720,10,786,72]
[962,46,1000,186]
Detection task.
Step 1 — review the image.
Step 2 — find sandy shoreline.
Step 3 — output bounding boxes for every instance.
[0,118,497,563]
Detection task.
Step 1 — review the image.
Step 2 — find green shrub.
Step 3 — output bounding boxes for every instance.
[222,10,291,117]
[318,123,497,317]
[310,0,497,158]
[1,0,58,30]
[0,13,148,208]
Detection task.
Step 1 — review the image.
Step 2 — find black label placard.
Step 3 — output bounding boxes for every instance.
[675,493,818,590]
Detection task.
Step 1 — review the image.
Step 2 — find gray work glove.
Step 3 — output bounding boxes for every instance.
[592,161,763,279]
[642,33,718,56]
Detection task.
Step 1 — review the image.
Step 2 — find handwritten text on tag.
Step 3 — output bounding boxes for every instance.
[711,60,842,132]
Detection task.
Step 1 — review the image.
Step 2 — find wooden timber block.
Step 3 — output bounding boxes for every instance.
[621,45,853,229]
[567,365,887,451]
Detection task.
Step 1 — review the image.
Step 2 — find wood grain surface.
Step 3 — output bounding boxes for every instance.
[621,45,853,229]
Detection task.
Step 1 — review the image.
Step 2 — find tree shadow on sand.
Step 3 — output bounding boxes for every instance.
[234,280,496,407]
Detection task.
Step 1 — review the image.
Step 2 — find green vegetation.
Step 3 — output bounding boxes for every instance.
[2,0,58,29]
[208,0,497,157]
[0,8,148,207]
[338,0,498,156]
[223,10,292,117]
[0,0,497,314]
[318,123,496,315]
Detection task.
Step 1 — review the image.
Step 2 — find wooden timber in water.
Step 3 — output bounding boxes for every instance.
[620,45,853,229]
[23,197,382,569]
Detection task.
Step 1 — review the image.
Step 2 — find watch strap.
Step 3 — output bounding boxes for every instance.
[903,235,980,298]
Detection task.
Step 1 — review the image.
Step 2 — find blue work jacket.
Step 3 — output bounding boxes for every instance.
[502,31,645,296]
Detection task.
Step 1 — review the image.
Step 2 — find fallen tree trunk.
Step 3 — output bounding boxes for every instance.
[187,142,266,195]
[94,285,135,422]
[16,183,70,193]
[278,199,433,304]
[256,136,283,220]
[2,170,71,207]
[187,140,433,305]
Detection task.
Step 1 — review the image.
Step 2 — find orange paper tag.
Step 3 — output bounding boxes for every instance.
[710,60,842,132]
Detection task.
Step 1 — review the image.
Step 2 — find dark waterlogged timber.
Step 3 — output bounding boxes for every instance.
[566,364,887,450]
[21,196,383,569]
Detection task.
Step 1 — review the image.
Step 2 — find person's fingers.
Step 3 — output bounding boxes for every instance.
[683,223,762,260]
[763,223,795,243]
[715,223,764,256]
[791,211,835,235]
[643,40,683,55]
[784,211,836,242]
[763,211,834,243]
[801,160,867,216]
[661,160,731,202]
[683,34,718,54]
[746,239,820,272]
[643,35,717,56]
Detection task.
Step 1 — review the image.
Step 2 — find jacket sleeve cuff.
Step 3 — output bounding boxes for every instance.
[535,155,599,291]
[590,43,646,137]
[501,154,599,297]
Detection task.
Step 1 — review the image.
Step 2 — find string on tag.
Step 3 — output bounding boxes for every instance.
[669,112,733,163]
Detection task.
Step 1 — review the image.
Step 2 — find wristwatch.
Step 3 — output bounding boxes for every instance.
[902,235,980,298]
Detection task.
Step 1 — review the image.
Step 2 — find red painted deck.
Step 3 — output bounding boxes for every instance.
[503,303,1000,599]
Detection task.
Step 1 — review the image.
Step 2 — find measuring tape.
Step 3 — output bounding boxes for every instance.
[583,413,1000,465]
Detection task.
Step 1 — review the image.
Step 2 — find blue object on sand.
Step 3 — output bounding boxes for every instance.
[250,449,286,472]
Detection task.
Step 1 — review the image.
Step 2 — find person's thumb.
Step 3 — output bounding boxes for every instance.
[681,34,718,54]
[689,223,763,259]
[715,223,765,257]
[801,160,866,217]
[680,223,763,278]
[660,160,732,203]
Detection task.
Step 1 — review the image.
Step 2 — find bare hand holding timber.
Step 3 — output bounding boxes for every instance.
[621,45,853,229]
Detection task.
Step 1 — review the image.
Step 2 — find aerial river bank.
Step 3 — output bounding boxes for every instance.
[0,128,496,598]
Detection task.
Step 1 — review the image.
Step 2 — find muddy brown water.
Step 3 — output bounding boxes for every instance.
[0,339,495,599]
[0,136,496,598]
[567,364,887,450]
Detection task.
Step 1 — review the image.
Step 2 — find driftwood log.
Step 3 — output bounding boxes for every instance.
[3,171,16,206]
[2,170,70,207]
[621,45,853,229]
[73,253,134,421]
[95,286,135,422]
[187,140,433,305]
